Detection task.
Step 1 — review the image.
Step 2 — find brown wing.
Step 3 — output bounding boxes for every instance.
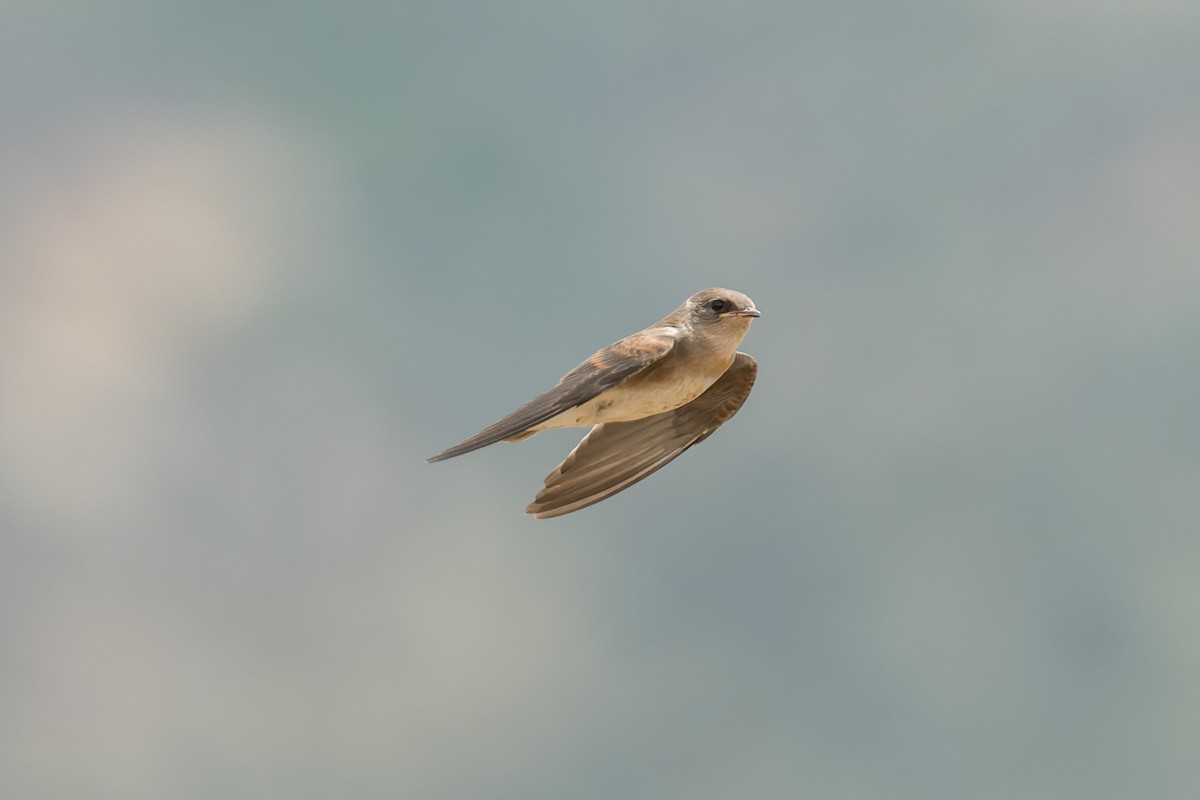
[526,352,757,518]
[427,327,678,462]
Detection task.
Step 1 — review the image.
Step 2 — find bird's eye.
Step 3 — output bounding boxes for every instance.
[708,299,727,313]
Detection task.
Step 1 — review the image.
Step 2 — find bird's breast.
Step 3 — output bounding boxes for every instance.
[536,353,731,429]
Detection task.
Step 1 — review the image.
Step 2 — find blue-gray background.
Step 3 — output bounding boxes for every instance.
[3,2,1198,798]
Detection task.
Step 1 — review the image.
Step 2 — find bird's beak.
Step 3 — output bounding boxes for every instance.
[724,307,761,318]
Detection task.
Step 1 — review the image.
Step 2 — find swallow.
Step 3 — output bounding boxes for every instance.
[428,288,760,518]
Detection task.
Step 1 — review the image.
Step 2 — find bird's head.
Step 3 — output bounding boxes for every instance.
[685,288,761,331]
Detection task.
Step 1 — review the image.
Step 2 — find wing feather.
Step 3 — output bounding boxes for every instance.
[526,352,757,518]
[427,328,678,462]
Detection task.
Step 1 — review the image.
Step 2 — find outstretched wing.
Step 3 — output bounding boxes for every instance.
[427,327,679,462]
[526,352,757,518]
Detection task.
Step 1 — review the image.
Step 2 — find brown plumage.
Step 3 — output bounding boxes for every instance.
[428,288,760,517]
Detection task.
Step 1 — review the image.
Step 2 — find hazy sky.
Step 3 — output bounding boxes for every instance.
[2,3,1199,798]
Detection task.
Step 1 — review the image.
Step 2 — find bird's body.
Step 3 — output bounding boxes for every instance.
[428,288,760,518]
[529,322,742,430]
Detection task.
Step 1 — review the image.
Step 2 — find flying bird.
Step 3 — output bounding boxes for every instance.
[428,288,760,518]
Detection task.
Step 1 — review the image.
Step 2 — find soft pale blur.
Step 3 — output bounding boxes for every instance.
[2,3,1198,799]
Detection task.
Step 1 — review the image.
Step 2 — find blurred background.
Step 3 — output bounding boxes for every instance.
[2,2,1198,798]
